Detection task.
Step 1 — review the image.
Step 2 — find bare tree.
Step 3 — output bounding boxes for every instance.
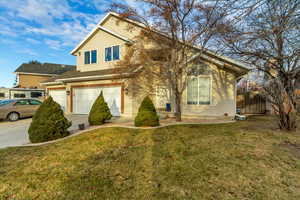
[222,0,300,131]
[111,0,235,121]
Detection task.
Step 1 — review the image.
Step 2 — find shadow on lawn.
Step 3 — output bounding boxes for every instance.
[58,128,157,199]
[57,124,245,199]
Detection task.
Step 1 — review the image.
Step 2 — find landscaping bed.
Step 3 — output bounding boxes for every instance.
[0,116,300,199]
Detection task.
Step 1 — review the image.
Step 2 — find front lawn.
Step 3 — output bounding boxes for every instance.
[1,116,300,199]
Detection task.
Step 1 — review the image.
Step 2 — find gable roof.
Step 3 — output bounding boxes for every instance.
[191,50,249,76]
[70,12,133,55]
[15,62,76,76]
[70,26,132,55]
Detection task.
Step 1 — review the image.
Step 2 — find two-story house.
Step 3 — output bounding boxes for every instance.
[14,62,76,89]
[42,12,249,117]
[0,62,75,100]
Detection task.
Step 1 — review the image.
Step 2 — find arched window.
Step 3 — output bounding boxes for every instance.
[187,62,210,76]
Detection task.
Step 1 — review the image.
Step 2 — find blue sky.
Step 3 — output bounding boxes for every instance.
[0,0,136,87]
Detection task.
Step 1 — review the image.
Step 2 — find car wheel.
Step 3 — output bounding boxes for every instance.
[8,112,19,122]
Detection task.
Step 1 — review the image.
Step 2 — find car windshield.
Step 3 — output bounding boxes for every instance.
[0,100,15,107]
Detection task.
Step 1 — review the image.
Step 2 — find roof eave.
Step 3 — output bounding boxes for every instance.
[196,54,249,76]
[14,72,57,76]
[192,51,249,70]
[43,72,135,85]
[40,81,63,86]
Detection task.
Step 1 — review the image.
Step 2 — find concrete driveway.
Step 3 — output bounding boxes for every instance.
[0,115,88,149]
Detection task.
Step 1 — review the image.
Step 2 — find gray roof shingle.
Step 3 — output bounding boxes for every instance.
[15,62,76,75]
[42,67,138,83]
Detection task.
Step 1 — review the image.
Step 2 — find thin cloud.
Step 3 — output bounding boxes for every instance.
[44,39,62,50]
[0,0,104,49]
[16,48,39,56]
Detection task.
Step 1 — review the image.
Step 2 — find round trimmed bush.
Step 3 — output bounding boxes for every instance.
[135,96,159,127]
[88,91,112,125]
[28,96,71,143]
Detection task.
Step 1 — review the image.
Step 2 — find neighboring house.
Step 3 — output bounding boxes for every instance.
[0,88,9,100]
[14,62,76,89]
[42,12,249,117]
[0,88,45,100]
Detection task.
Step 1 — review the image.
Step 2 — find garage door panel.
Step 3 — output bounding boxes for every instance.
[73,86,121,116]
[102,87,121,117]
[49,90,67,112]
[73,87,101,114]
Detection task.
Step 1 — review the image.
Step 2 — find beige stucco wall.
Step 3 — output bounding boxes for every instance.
[75,29,130,72]
[74,15,142,72]
[181,63,237,117]
[101,15,142,40]
[18,74,52,89]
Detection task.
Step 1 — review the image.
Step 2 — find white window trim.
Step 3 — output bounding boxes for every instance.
[186,75,212,106]
[84,50,98,65]
[105,45,121,62]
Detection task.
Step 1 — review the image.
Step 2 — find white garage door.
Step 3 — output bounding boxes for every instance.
[49,89,67,112]
[73,86,121,116]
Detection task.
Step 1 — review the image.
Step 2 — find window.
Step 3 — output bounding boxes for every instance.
[105,45,120,61]
[15,100,29,105]
[113,45,120,60]
[31,92,43,98]
[91,50,97,64]
[105,47,112,61]
[84,51,90,64]
[187,76,211,105]
[14,93,26,98]
[0,93,4,98]
[84,50,97,64]
[0,100,15,107]
[29,100,42,105]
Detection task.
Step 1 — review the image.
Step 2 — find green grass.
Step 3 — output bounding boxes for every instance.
[1,116,300,199]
